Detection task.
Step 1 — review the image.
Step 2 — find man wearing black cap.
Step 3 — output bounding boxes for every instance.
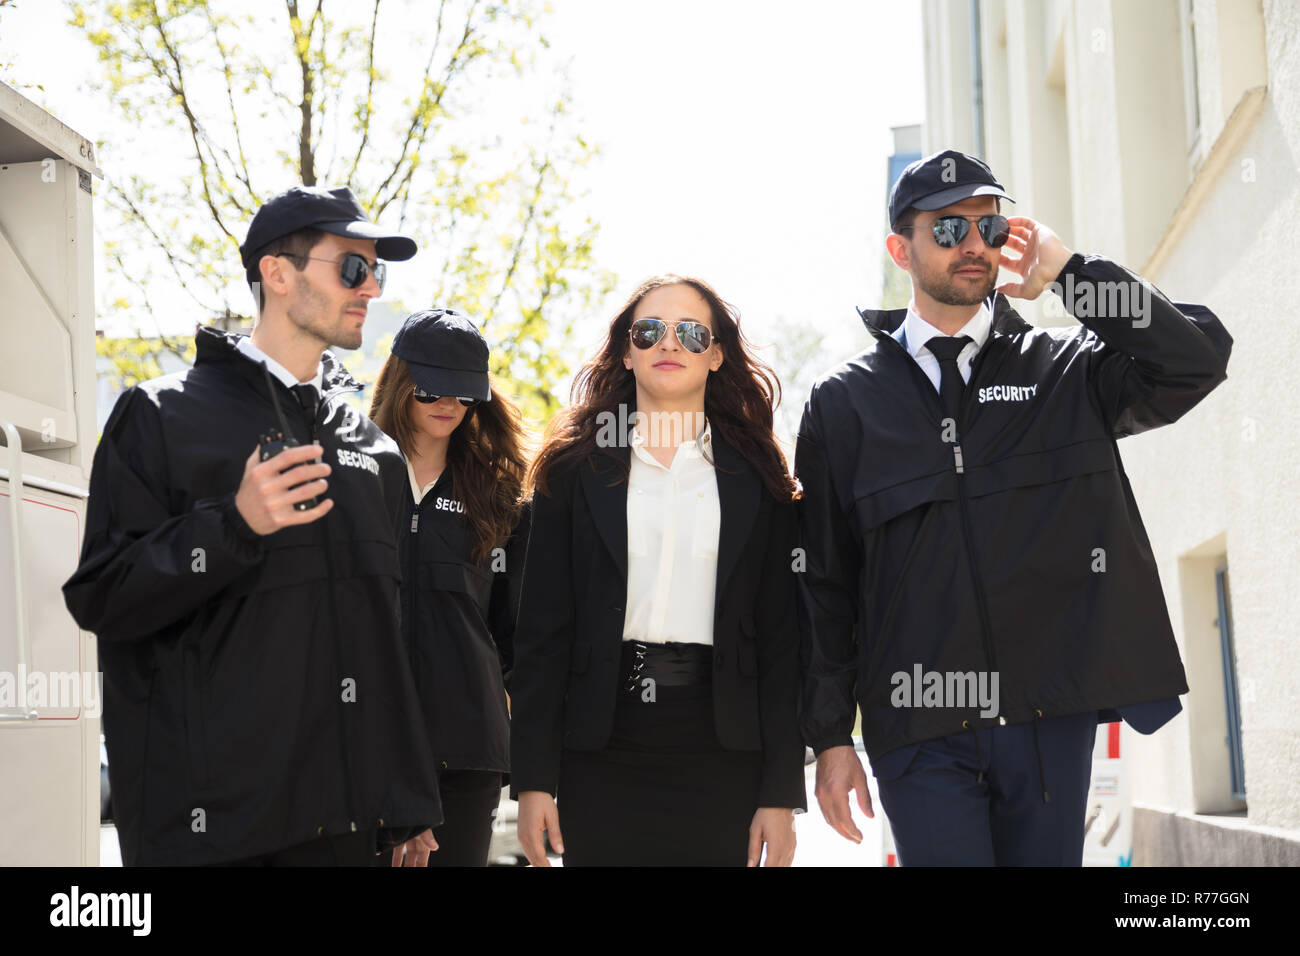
[796,149,1233,864]
[64,185,444,865]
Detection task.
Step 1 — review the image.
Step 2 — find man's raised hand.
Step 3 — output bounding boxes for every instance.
[996,216,1074,301]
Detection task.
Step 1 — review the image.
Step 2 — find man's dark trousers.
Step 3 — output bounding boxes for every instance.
[873,711,1097,865]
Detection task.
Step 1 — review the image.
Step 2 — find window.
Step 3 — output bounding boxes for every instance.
[1215,565,1246,800]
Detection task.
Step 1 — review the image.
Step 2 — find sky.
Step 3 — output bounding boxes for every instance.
[544,0,925,380]
[1,0,925,427]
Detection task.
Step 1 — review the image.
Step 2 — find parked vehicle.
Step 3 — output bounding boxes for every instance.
[0,79,103,865]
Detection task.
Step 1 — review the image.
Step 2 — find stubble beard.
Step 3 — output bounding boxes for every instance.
[917,257,998,307]
[289,272,365,351]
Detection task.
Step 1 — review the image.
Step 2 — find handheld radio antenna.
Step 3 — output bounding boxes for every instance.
[261,362,293,436]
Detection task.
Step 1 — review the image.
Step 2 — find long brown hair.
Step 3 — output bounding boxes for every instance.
[370,356,527,564]
[530,274,797,502]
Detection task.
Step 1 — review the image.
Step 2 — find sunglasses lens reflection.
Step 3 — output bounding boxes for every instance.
[980,215,1011,248]
[630,319,665,349]
[677,322,711,353]
[630,319,712,353]
[932,218,970,248]
[931,215,1010,249]
[339,255,365,288]
[339,254,385,291]
[412,387,476,407]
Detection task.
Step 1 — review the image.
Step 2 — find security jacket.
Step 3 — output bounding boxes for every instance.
[797,253,1232,760]
[400,470,529,775]
[63,326,442,865]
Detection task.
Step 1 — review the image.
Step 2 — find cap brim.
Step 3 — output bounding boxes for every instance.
[912,183,1016,210]
[406,362,492,402]
[315,219,418,261]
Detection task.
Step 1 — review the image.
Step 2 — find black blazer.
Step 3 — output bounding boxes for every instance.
[509,428,807,810]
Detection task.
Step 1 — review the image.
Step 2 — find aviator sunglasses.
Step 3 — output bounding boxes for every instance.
[900,214,1011,249]
[628,318,714,354]
[412,386,477,407]
[277,251,387,292]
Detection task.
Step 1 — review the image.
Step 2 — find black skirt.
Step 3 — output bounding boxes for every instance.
[556,644,763,866]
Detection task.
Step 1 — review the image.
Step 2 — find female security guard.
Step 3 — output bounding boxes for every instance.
[370,309,530,866]
[511,275,806,866]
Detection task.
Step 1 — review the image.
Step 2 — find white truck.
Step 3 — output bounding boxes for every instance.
[0,79,103,865]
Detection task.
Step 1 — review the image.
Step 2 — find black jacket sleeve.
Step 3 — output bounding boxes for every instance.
[62,387,266,642]
[754,498,810,810]
[508,470,577,799]
[489,499,533,692]
[1057,253,1232,438]
[793,396,862,755]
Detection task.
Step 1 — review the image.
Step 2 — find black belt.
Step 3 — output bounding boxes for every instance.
[620,641,713,691]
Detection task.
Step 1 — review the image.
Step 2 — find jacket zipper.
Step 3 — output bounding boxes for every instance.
[408,503,420,683]
[952,342,1001,706]
[877,327,1003,712]
[309,381,362,830]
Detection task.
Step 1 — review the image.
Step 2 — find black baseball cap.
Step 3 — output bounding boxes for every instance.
[391,309,492,402]
[888,149,1015,229]
[240,185,417,277]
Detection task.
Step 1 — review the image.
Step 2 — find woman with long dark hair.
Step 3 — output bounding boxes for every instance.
[511,275,805,866]
[370,309,530,866]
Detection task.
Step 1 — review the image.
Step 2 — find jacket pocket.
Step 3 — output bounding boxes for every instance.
[853,470,956,535]
[963,438,1117,499]
[430,560,494,614]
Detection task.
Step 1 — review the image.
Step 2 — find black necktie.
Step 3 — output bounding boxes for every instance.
[924,335,972,424]
[292,384,319,422]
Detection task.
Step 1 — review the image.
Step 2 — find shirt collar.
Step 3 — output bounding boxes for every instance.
[405,457,441,505]
[629,414,712,467]
[903,299,992,359]
[236,336,326,393]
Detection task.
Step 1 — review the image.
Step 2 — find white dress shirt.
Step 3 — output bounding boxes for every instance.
[621,417,720,646]
[406,459,442,506]
[236,336,325,394]
[902,300,992,390]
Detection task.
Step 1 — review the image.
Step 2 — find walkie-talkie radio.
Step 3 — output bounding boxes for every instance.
[258,363,322,512]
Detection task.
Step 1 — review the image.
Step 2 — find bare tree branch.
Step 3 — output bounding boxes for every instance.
[107,245,203,375]
[287,0,325,185]
[106,186,225,315]
[345,0,382,183]
[314,1,330,178]
[483,154,551,329]
[147,1,238,239]
[203,4,256,206]
[371,0,481,216]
